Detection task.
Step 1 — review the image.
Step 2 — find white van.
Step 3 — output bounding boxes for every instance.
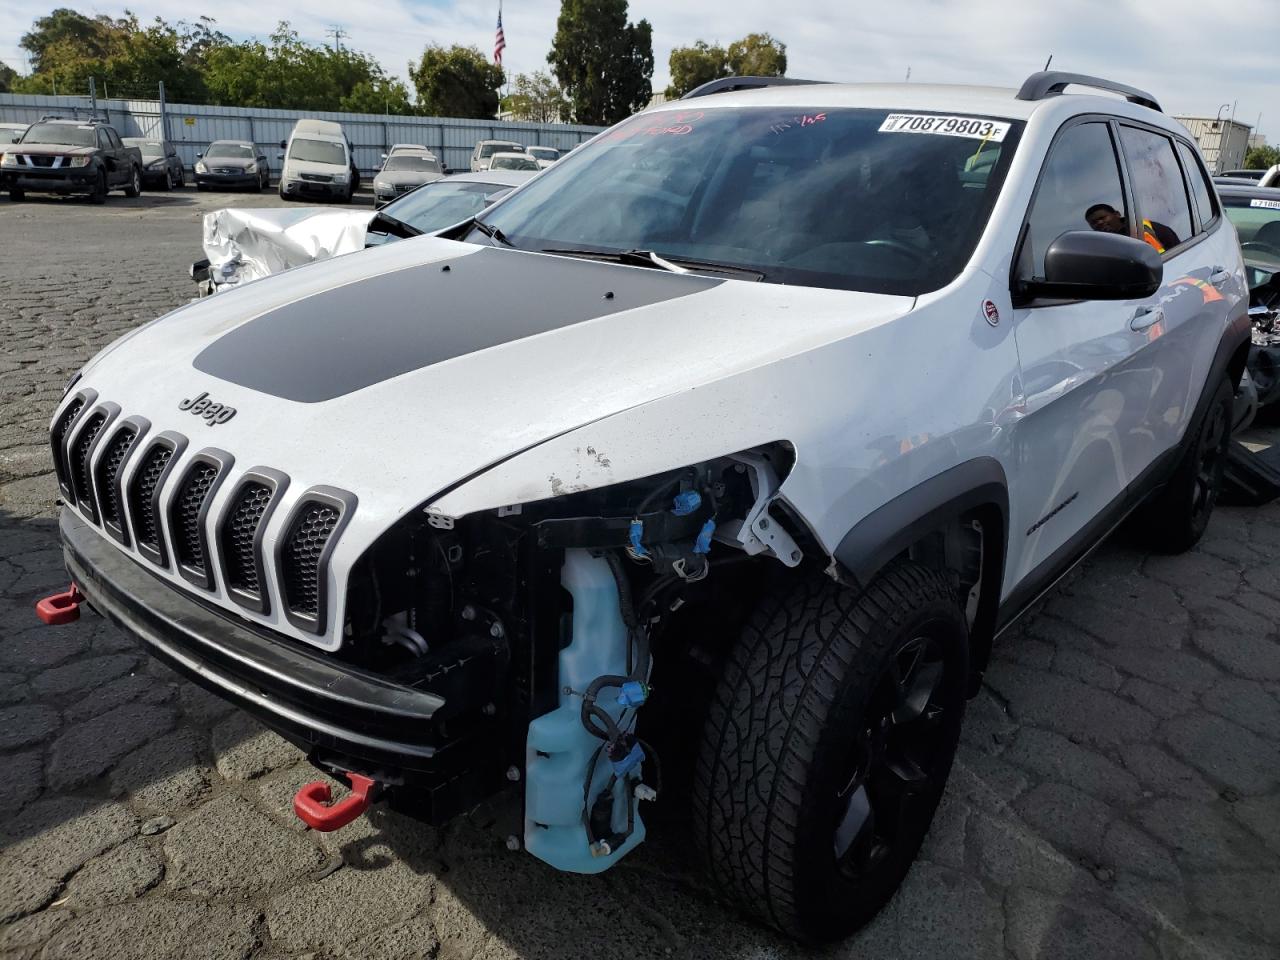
[278,119,356,203]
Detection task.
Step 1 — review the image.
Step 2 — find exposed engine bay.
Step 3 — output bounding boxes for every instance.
[332,445,802,869]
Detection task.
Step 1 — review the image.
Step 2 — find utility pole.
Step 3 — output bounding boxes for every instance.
[904,66,911,82]
[326,26,347,52]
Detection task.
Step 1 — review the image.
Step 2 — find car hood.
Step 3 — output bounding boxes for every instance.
[203,158,254,170]
[12,142,95,156]
[375,171,441,187]
[73,237,912,649]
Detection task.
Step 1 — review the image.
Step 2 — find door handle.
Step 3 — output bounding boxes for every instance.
[1208,268,1231,286]
[1131,307,1164,332]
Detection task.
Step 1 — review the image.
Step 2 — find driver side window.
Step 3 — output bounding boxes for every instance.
[1024,122,1128,279]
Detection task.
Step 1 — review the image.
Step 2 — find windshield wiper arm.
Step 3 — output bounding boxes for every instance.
[472,219,515,248]
[540,247,765,280]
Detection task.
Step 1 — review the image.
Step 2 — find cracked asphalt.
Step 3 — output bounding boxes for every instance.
[2,189,1279,960]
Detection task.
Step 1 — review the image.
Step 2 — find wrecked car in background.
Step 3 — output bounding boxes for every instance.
[1220,185,1280,414]
[192,170,534,293]
[38,73,1253,943]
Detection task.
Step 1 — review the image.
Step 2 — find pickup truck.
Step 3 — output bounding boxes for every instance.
[2,117,143,202]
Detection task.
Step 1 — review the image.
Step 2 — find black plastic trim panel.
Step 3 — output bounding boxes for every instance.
[275,486,358,635]
[95,415,150,547]
[170,448,235,591]
[217,467,290,615]
[70,403,120,526]
[50,389,97,503]
[128,431,188,569]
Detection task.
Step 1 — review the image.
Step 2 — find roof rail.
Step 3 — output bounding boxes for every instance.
[680,76,828,101]
[39,112,109,124]
[1015,71,1161,112]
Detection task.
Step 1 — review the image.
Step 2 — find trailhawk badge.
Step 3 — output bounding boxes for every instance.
[179,391,237,425]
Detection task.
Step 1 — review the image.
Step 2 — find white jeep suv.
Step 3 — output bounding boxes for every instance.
[41,72,1249,942]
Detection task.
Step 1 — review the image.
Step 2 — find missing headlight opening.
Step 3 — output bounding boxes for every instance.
[338,443,800,869]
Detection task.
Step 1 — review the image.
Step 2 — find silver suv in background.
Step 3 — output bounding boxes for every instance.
[470,139,525,171]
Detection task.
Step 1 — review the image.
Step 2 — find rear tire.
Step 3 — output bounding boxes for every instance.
[163,168,174,191]
[8,189,23,201]
[1138,376,1233,553]
[693,562,969,942]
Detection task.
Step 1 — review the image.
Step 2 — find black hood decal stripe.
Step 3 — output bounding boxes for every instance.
[193,247,722,403]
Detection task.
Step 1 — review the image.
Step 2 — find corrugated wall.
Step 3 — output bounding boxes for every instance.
[0,93,604,175]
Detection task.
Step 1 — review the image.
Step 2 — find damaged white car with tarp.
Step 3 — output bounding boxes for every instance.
[192,170,534,293]
[37,73,1260,942]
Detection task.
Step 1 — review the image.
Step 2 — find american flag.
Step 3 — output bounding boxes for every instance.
[493,5,506,66]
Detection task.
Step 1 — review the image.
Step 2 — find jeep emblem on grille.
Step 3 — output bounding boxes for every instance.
[179,392,237,425]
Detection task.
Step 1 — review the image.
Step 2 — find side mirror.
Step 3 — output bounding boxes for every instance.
[276,153,284,161]
[279,140,287,149]
[1022,231,1162,302]
[10,133,20,143]
[380,152,388,160]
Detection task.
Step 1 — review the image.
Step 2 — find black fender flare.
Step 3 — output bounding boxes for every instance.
[834,457,1009,591]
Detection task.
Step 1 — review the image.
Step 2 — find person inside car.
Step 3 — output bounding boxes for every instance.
[1086,202,1179,253]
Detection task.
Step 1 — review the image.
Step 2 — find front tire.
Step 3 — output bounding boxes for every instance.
[8,188,23,202]
[693,562,969,942]
[163,168,175,191]
[124,166,142,198]
[90,171,107,204]
[1138,376,1233,553]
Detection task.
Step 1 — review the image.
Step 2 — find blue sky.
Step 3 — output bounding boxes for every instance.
[2,0,1276,140]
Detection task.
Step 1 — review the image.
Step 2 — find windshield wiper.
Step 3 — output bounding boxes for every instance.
[472,219,515,248]
[540,247,764,280]
[367,209,422,239]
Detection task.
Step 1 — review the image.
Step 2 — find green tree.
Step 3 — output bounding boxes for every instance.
[0,62,17,93]
[19,8,115,74]
[665,41,728,99]
[409,44,503,119]
[1245,144,1280,170]
[504,71,569,122]
[341,77,414,115]
[548,0,653,125]
[726,32,786,77]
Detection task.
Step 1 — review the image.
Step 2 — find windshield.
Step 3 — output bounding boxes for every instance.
[208,143,255,159]
[491,155,540,171]
[383,155,440,172]
[380,180,510,232]
[22,123,96,147]
[480,142,522,158]
[125,139,164,158]
[289,138,346,165]
[475,107,1022,295]
[528,147,559,160]
[1223,195,1280,266]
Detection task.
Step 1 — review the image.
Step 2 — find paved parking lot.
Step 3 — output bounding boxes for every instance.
[1,191,1278,960]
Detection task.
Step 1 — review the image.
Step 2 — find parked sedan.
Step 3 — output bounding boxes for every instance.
[123,138,185,190]
[195,141,270,191]
[489,151,541,172]
[372,151,444,206]
[527,145,561,168]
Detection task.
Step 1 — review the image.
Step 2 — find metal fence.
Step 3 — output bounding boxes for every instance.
[0,91,605,177]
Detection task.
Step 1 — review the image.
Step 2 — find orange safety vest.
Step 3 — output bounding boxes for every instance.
[1141,219,1165,254]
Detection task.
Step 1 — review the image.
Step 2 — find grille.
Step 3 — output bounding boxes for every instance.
[130,445,173,550]
[30,155,55,167]
[300,172,332,183]
[70,413,108,512]
[173,462,219,574]
[282,501,340,617]
[97,427,136,528]
[51,397,86,496]
[223,482,272,595]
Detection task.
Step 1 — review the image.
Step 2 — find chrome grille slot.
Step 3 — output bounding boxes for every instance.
[127,433,187,567]
[169,449,233,590]
[70,412,108,520]
[50,393,92,500]
[278,488,356,633]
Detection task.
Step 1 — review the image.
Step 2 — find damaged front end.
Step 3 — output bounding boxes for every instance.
[56,441,804,873]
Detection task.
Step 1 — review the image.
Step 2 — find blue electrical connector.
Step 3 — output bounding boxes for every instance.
[610,742,646,777]
[671,490,702,516]
[628,519,649,558]
[617,681,649,708]
[694,518,716,554]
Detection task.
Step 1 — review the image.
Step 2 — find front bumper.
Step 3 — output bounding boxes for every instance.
[195,172,259,188]
[60,508,464,780]
[281,178,347,199]
[3,170,96,193]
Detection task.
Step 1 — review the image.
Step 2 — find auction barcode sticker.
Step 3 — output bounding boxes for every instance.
[879,114,1011,142]
[1250,198,1280,210]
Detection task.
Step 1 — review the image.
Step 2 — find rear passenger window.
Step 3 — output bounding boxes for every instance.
[1176,140,1217,229]
[1118,126,1193,253]
[1024,122,1127,278]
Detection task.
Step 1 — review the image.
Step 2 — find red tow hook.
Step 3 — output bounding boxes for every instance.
[36,583,85,625]
[293,772,379,831]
